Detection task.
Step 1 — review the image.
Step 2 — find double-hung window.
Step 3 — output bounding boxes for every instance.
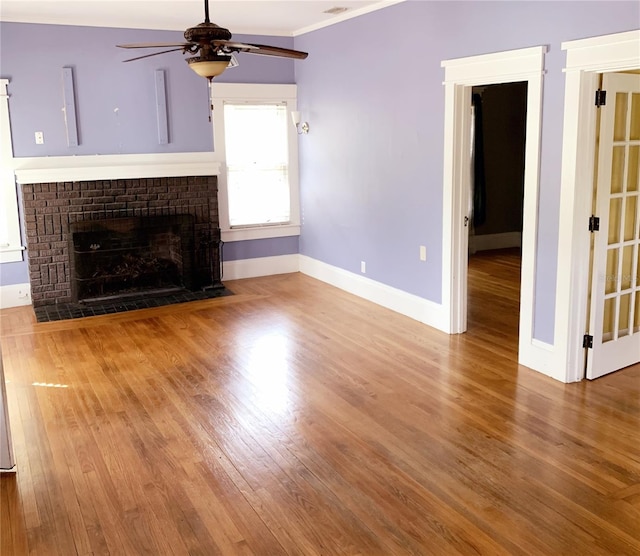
[211,84,300,241]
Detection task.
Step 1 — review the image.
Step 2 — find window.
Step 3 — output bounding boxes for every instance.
[0,79,24,264]
[224,103,289,227]
[211,84,300,241]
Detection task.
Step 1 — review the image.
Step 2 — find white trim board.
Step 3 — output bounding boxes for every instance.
[299,255,448,333]
[0,283,31,309]
[223,254,300,281]
[0,246,26,265]
[222,224,300,243]
[13,152,221,184]
[440,45,550,379]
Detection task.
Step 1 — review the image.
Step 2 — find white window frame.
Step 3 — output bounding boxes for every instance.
[0,79,24,264]
[210,83,300,242]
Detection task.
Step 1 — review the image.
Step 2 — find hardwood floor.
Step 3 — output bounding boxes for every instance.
[1,255,639,555]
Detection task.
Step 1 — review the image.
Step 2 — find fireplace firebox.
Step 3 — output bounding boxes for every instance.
[69,215,195,303]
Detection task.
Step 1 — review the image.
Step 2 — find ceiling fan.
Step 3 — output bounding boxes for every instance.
[117,0,309,81]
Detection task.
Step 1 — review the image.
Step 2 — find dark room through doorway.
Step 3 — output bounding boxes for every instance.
[467,81,528,337]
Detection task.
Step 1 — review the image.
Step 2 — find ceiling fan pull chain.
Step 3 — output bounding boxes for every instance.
[208,80,213,122]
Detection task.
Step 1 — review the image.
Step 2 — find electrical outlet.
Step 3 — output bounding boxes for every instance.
[419,245,427,261]
[360,261,366,274]
[35,131,44,144]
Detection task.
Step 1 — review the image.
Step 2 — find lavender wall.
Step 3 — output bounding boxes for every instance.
[223,236,299,262]
[0,22,296,286]
[293,1,639,343]
[0,22,295,157]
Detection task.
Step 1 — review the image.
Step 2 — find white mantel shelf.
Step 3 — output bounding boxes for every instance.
[13,152,221,185]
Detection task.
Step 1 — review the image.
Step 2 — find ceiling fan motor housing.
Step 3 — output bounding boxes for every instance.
[184,22,232,43]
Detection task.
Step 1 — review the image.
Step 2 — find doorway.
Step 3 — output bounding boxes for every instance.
[469,82,527,257]
[441,46,546,373]
[468,82,527,336]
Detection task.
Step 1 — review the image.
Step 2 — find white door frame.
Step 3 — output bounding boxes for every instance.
[441,46,549,372]
[555,30,640,383]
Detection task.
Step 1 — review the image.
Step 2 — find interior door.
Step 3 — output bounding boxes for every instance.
[586,72,640,379]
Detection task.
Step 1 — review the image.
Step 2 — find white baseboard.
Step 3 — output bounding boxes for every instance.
[299,255,448,332]
[518,337,569,382]
[0,283,31,309]
[470,231,522,253]
[207,254,572,381]
[222,254,300,281]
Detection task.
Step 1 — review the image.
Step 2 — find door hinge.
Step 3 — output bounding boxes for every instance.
[583,334,593,349]
[595,89,607,107]
[589,215,600,232]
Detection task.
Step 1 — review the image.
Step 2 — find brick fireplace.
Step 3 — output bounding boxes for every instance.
[20,174,221,311]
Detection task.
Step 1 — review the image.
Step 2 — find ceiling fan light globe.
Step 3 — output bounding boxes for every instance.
[187,55,231,79]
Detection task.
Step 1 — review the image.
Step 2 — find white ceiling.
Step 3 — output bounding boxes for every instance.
[0,0,403,37]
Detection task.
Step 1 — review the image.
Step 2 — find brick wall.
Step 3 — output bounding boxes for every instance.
[21,176,219,307]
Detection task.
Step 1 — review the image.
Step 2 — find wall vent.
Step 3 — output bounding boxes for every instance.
[324,7,349,14]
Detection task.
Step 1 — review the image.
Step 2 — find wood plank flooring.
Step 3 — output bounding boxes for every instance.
[1,252,639,555]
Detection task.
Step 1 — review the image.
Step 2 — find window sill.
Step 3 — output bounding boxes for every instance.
[0,246,26,264]
[221,224,300,242]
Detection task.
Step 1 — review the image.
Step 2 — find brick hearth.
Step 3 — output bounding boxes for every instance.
[21,176,220,308]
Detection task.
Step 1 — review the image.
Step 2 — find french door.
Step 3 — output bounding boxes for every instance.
[586,72,640,379]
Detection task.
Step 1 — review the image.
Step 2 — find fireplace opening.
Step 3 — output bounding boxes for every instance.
[69,215,195,304]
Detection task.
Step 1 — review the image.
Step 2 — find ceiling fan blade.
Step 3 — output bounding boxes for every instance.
[123,48,185,62]
[235,43,309,60]
[117,42,192,49]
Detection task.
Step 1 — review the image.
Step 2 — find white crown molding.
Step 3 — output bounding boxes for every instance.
[294,0,406,36]
[13,152,220,184]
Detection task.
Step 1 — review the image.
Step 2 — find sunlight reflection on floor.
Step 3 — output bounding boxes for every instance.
[245,332,292,414]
